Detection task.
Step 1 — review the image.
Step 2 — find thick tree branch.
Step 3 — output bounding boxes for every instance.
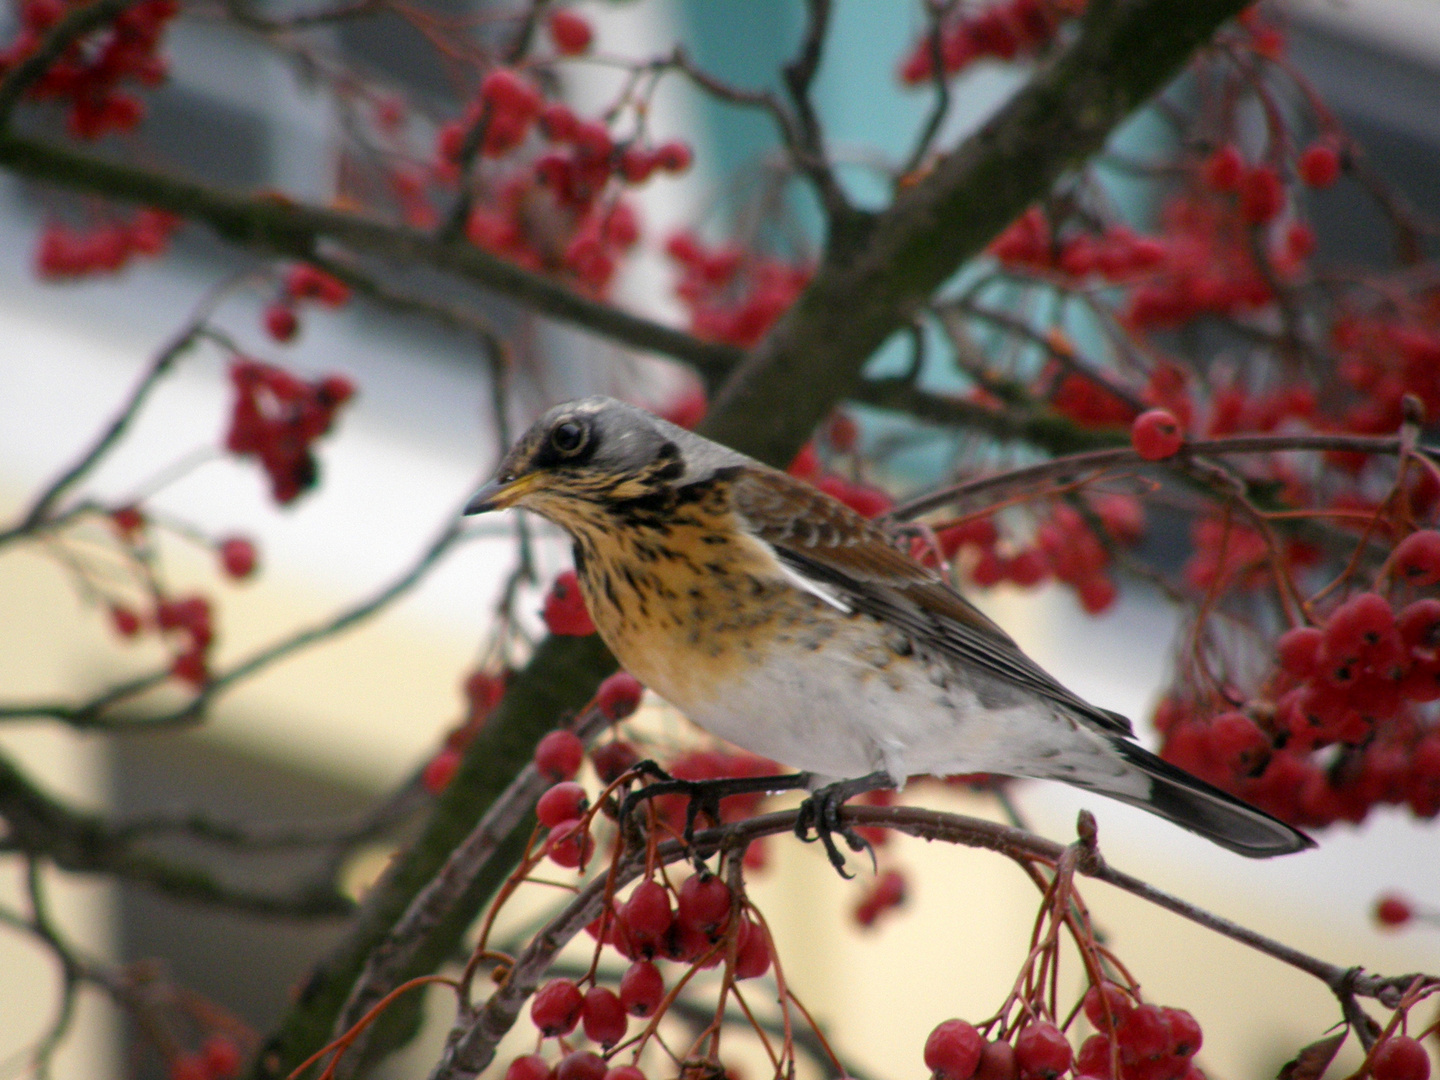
[0,133,742,383]
[704,0,1252,466]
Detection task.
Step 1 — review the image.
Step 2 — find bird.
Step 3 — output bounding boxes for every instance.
[465,396,1313,870]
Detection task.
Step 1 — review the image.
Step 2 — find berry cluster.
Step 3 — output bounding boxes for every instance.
[35,209,180,279]
[1159,575,1440,827]
[666,232,813,348]
[430,62,689,295]
[421,669,510,794]
[1,0,176,138]
[935,496,1142,615]
[898,0,1082,85]
[222,359,356,505]
[261,264,353,343]
[167,1035,242,1080]
[1071,983,1203,1080]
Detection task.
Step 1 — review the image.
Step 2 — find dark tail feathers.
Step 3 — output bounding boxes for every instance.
[1096,737,1315,858]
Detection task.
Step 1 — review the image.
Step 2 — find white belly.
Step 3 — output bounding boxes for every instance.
[669,620,1131,790]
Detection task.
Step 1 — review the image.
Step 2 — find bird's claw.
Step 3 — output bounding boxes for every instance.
[793,772,891,878]
[620,771,811,852]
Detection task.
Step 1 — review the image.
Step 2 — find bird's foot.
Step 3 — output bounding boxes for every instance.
[794,771,892,878]
[621,770,811,851]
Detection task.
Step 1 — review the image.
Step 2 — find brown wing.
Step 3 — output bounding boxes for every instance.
[730,466,1134,738]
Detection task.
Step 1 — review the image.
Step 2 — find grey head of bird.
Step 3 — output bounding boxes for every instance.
[464,397,743,532]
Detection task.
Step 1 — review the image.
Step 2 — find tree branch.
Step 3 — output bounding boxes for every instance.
[0,132,742,383]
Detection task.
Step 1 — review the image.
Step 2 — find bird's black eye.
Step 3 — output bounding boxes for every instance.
[550,419,588,456]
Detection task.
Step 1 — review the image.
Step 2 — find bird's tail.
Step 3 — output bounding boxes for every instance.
[1087,736,1314,858]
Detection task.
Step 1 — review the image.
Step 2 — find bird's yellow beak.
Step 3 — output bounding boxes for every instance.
[464,472,540,514]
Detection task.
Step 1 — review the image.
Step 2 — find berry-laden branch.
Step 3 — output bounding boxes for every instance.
[0,0,146,123]
[415,803,1434,1080]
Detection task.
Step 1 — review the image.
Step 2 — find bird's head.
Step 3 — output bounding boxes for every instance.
[464,397,737,531]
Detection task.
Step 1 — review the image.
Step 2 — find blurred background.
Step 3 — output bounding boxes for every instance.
[2,1,1440,1077]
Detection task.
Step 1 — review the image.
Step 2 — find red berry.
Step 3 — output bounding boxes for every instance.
[1074,1034,1112,1078]
[1116,1003,1168,1060]
[1131,408,1183,460]
[535,729,585,780]
[112,504,145,538]
[595,671,644,721]
[677,872,731,936]
[734,917,771,980]
[621,879,673,942]
[506,1056,553,1080]
[543,570,596,636]
[264,302,299,342]
[110,606,142,638]
[1240,165,1285,225]
[201,1035,242,1078]
[1083,983,1134,1031]
[1162,1007,1202,1059]
[604,1068,647,1080]
[1202,144,1244,192]
[171,648,208,687]
[619,960,664,1017]
[581,986,627,1048]
[1298,141,1341,188]
[548,10,593,54]
[218,537,257,579]
[827,411,859,452]
[422,747,463,794]
[652,140,693,174]
[556,1052,607,1080]
[546,819,595,868]
[1373,1037,1431,1080]
[1276,626,1324,678]
[1375,893,1413,928]
[537,781,588,827]
[1075,573,1118,615]
[1394,531,1440,587]
[531,978,583,1036]
[590,740,640,783]
[925,1019,985,1080]
[976,1040,1019,1080]
[1014,1023,1071,1078]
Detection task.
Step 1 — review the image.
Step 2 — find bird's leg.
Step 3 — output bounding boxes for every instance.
[794,771,893,878]
[621,771,812,847]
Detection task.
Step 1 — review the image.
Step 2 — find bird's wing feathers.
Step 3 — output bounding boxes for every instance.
[730,467,1134,738]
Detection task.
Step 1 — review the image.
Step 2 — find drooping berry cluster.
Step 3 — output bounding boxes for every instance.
[897,0,1084,85]
[222,359,356,504]
[261,264,353,343]
[35,209,180,278]
[1,0,177,138]
[421,669,510,794]
[666,232,814,348]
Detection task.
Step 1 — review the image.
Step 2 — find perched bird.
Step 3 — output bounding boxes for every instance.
[466,397,1313,868]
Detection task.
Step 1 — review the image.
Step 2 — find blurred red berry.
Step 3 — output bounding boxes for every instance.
[218,537,257,579]
[1299,141,1341,188]
[1240,165,1284,225]
[548,10,593,54]
[111,505,145,538]
[264,302,299,342]
[1201,144,1244,192]
[1393,531,1440,587]
[975,1039,1018,1080]
[110,605,142,638]
[543,570,595,635]
[201,1035,242,1079]
[1131,408,1183,460]
[535,729,585,780]
[590,739,640,783]
[653,140,693,173]
[422,747,463,793]
[1375,893,1413,928]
